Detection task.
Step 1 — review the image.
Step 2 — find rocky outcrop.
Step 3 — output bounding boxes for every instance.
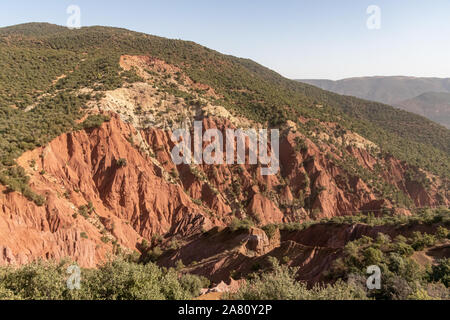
[1,115,214,267]
[158,221,446,286]
[0,106,447,273]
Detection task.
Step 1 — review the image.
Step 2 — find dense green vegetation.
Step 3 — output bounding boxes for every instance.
[229,217,255,231]
[0,46,79,107]
[227,255,447,300]
[326,233,449,300]
[226,257,368,300]
[0,93,87,163]
[0,25,141,202]
[0,259,209,300]
[0,92,90,203]
[76,114,111,130]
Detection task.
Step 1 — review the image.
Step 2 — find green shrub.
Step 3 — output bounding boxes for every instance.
[0,259,209,300]
[229,218,254,232]
[100,236,110,244]
[84,260,189,300]
[393,241,414,257]
[0,261,70,300]
[78,205,90,219]
[116,158,127,167]
[436,226,449,240]
[262,224,278,239]
[363,247,384,265]
[427,259,450,287]
[411,232,436,251]
[0,285,21,300]
[175,260,185,271]
[179,274,210,297]
[78,114,110,130]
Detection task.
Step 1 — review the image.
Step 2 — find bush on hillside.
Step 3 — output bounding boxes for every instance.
[0,259,208,300]
[226,257,367,300]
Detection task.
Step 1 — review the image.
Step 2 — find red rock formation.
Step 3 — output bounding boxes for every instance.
[0,112,447,275]
[158,222,445,285]
[1,115,213,267]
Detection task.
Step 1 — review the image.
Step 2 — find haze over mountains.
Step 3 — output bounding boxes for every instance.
[298,77,450,128]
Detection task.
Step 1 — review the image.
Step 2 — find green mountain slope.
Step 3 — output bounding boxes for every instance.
[0,23,449,181]
[395,92,450,129]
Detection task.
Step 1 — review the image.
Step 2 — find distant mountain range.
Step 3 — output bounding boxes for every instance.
[395,92,450,129]
[298,77,450,128]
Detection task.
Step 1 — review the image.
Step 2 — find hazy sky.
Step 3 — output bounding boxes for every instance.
[1,0,449,80]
